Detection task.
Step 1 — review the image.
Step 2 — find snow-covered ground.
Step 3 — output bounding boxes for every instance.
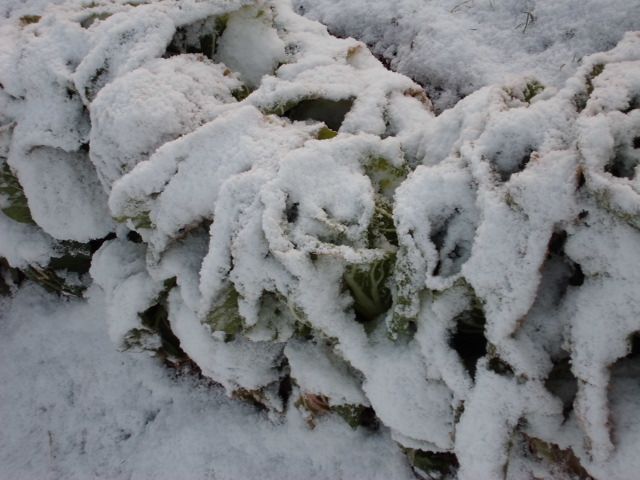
[3,284,639,479]
[0,284,413,480]
[295,0,640,110]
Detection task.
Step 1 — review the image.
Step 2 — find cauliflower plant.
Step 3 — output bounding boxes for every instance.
[2,1,640,478]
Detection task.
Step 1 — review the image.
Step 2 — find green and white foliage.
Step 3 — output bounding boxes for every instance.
[1,0,640,478]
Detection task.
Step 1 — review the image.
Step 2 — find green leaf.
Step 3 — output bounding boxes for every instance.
[0,161,34,224]
[19,15,41,26]
[574,63,605,111]
[387,246,420,340]
[344,251,395,325]
[124,276,186,362]
[331,404,371,429]
[368,195,397,247]
[24,265,85,297]
[523,80,544,103]
[404,449,458,478]
[203,285,244,339]
[246,291,296,342]
[363,156,409,199]
[231,85,251,101]
[79,11,112,29]
[316,126,338,140]
[113,211,153,230]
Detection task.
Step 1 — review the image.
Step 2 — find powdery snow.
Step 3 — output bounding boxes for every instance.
[1,0,640,479]
[295,0,640,110]
[0,285,414,480]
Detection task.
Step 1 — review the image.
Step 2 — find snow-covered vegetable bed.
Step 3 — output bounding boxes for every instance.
[1,0,640,478]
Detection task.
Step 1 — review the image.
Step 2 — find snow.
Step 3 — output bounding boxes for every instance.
[216,6,286,88]
[0,212,56,268]
[285,339,368,406]
[169,288,286,394]
[0,284,414,480]
[9,147,113,242]
[90,239,164,350]
[2,0,640,478]
[295,0,640,111]
[90,55,241,190]
[363,343,455,451]
[73,7,176,105]
[110,105,313,254]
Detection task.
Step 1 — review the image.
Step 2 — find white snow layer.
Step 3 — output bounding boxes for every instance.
[1,0,640,479]
[0,285,414,480]
[294,0,640,111]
